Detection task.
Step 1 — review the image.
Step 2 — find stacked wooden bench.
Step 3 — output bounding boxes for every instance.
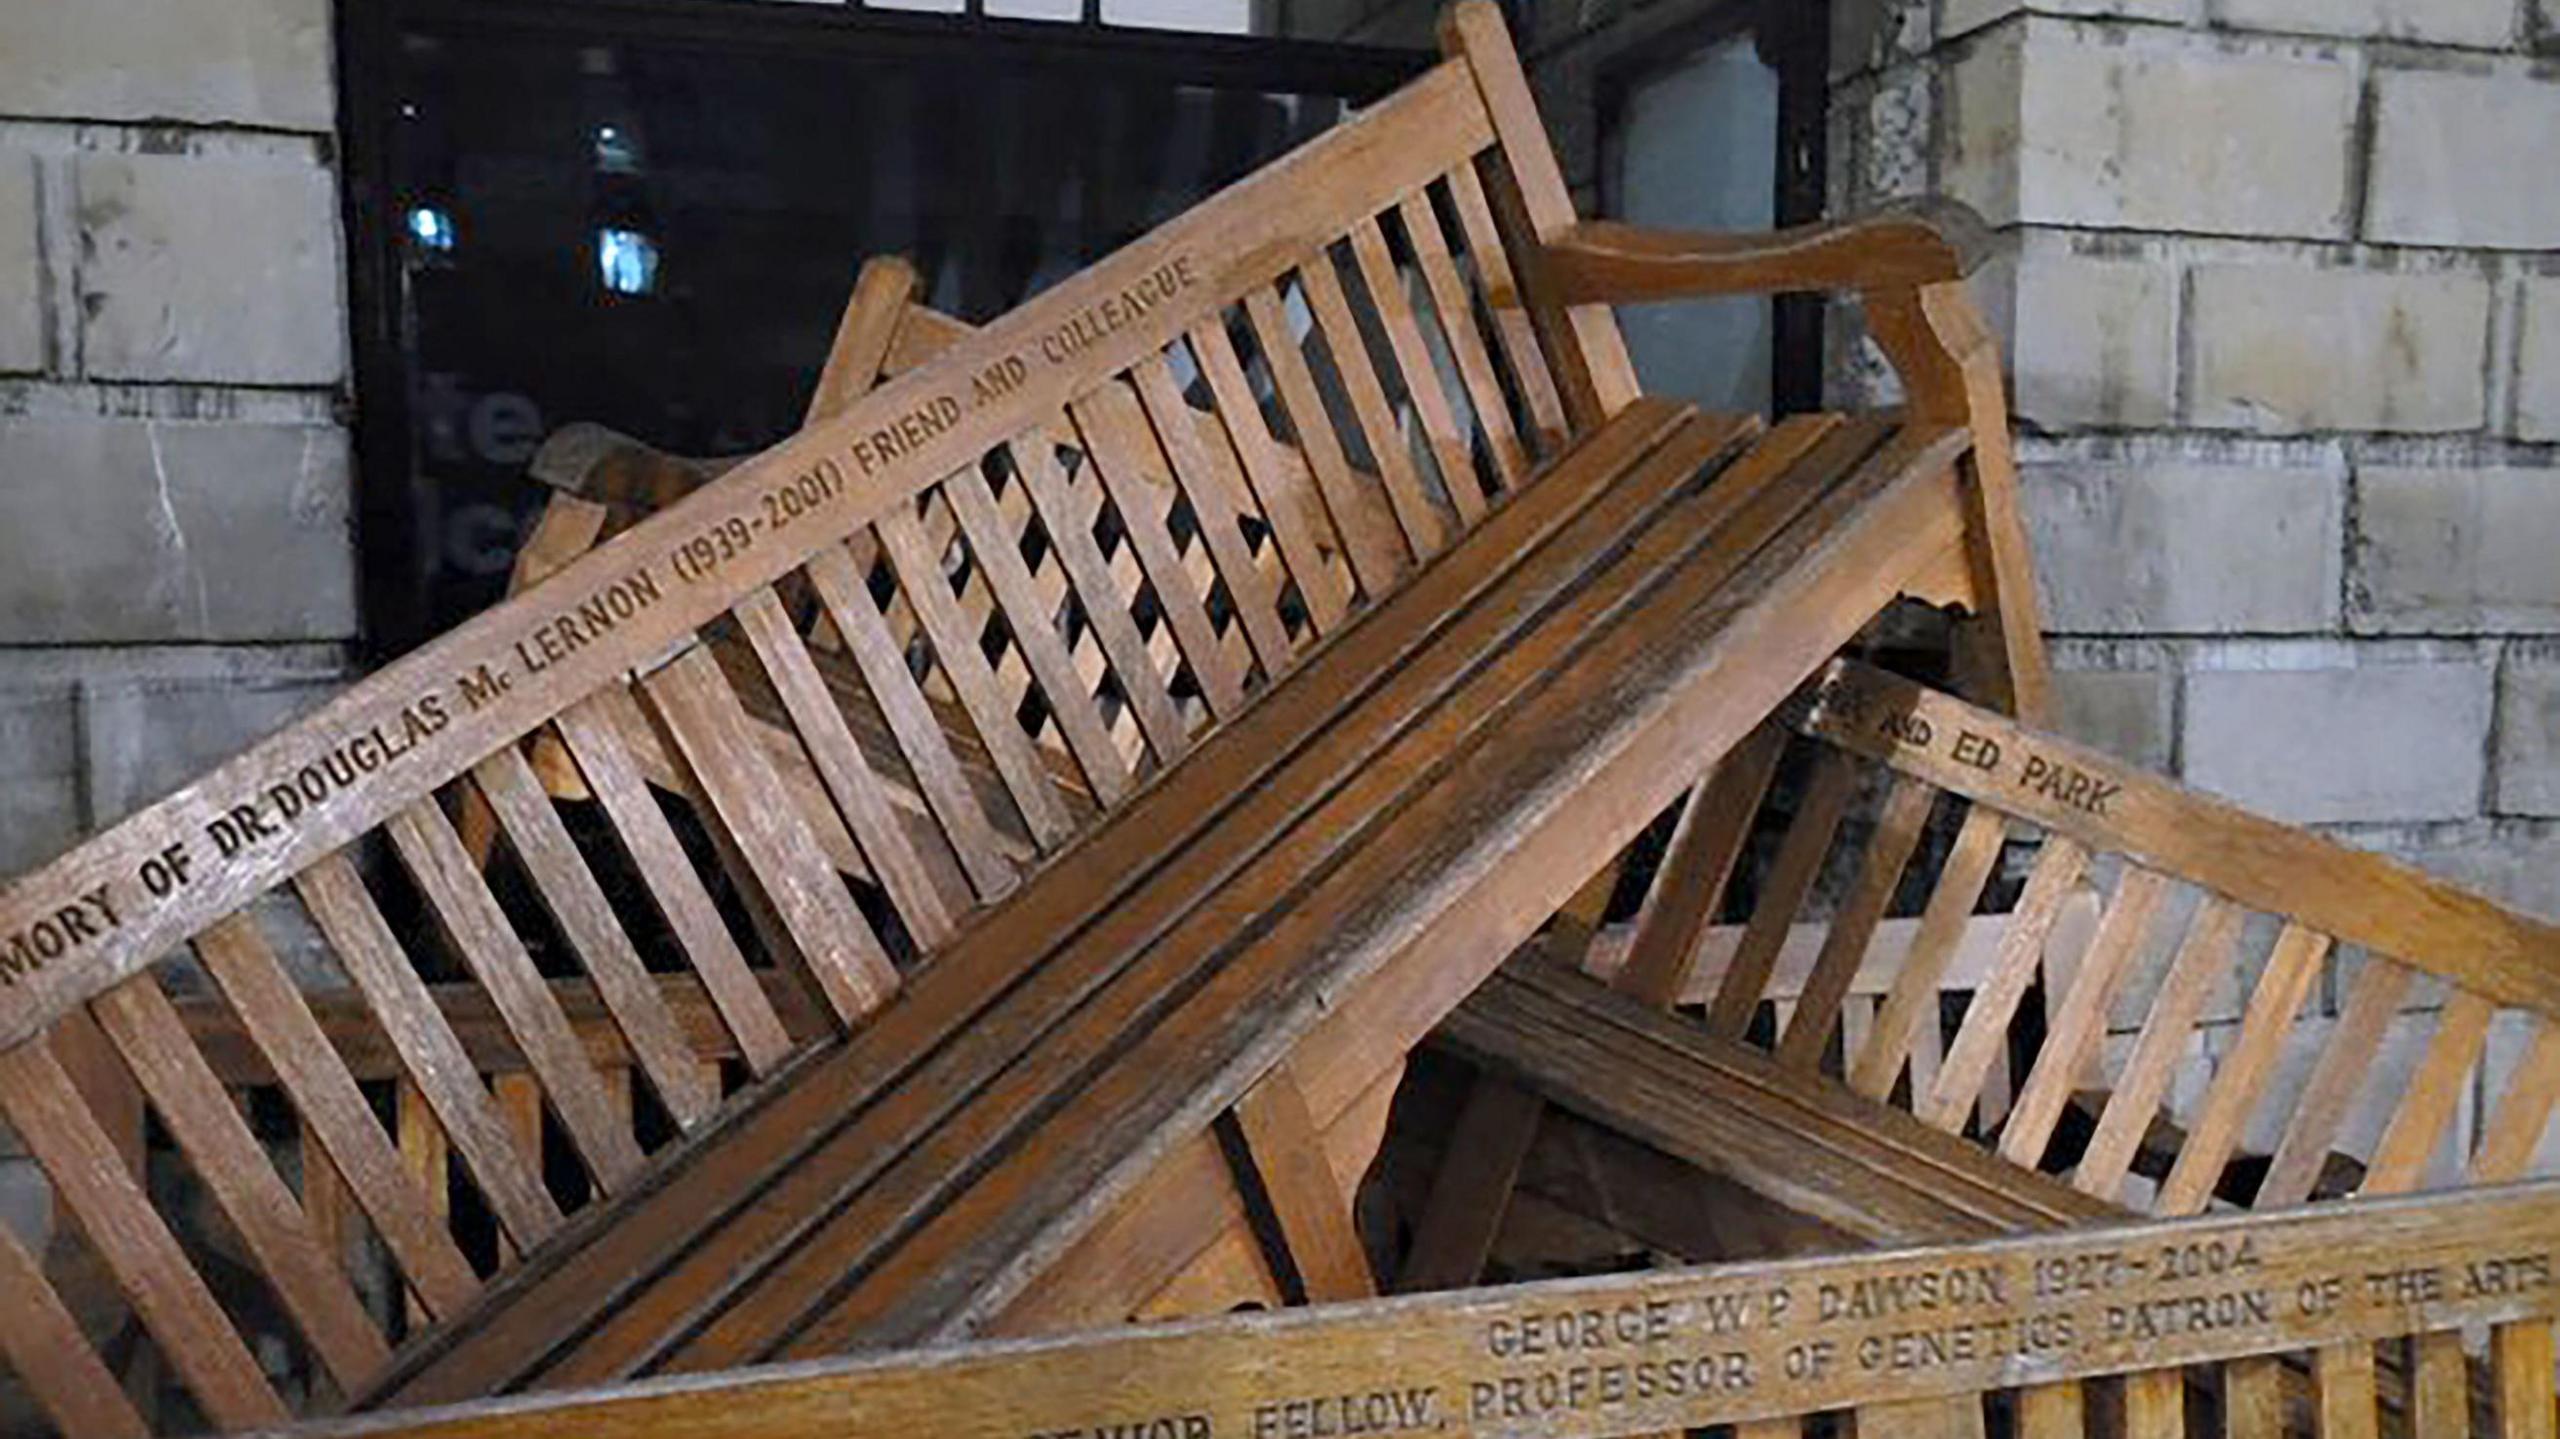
[0,6,2550,1438]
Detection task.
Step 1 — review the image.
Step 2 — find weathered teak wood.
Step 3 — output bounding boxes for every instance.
[0,5,2084,1430]
[271,1182,2560,1439]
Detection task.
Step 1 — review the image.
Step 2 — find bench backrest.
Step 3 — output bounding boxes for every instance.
[1671,660,2560,1216]
[0,12,1643,1433]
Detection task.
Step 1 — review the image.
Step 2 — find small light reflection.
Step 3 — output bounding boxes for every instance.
[598,227,659,295]
[406,205,456,253]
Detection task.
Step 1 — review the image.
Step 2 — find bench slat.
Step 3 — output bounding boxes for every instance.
[2075,895,2245,1199]
[298,851,563,1248]
[2156,922,2329,1215]
[388,798,646,1192]
[472,744,720,1128]
[1297,254,1453,564]
[1708,744,1857,1039]
[643,643,901,1023]
[805,541,1020,901]
[1187,317,1357,635]
[192,913,482,1315]
[0,1034,287,1429]
[1396,187,1530,492]
[1072,384,1253,719]
[1922,837,2085,1133]
[1346,214,1486,526]
[0,1206,152,1437]
[1850,802,2005,1100]
[1775,772,1934,1071]
[90,971,390,1389]
[1129,354,1297,675]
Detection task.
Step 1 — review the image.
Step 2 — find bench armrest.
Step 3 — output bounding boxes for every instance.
[1542,200,1994,305]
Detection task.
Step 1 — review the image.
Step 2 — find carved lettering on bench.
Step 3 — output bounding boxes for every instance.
[961,1194,2560,1439]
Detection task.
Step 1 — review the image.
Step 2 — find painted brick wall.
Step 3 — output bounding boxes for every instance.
[0,0,357,1255]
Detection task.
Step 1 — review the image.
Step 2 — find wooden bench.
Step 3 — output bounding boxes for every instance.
[0,7,2047,1431]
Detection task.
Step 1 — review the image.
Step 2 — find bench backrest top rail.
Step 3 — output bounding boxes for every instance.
[1801,660,2560,1023]
[0,39,1574,1054]
[274,1179,2560,1439]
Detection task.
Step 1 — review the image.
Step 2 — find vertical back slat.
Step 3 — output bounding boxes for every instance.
[1070,386,1253,718]
[1775,774,1935,1070]
[1922,837,2087,1132]
[192,914,481,1315]
[1187,318,1358,634]
[553,693,798,1075]
[1617,726,1787,1009]
[0,1035,287,1430]
[1241,283,1410,599]
[2362,988,2495,1193]
[0,1219,152,1438]
[388,798,647,1192]
[805,543,1019,901]
[2494,1319,2556,1439]
[1345,215,1485,526]
[1851,804,2005,1100]
[1395,188,1530,491]
[1131,355,1296,674]
[937,464,1136,806]
[473,745,720,1129]
[1008,434,1193,764]
[872,502,1080,849]
[2155,923,2330,1214]
[297,851,564,1248]
[643,644,902,1024]
[2259,958,2416,1207]
[1442,162,1570,450]
[2074,897,2245,1199]
[1998,866,2169,1169]
[2474,1018,2560,1183]
[1296,257,1452,562]
[733,590,959,951]
[1706,750,1858,1039]
[90,972,390,1390]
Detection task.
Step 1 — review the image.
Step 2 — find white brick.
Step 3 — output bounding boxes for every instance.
[83,674,342,825]
[2369,69,2560,250]
[0,152,38,375]
[0,418,355,643]
[2496,660,2560,818]
[2052,665,2175,770]
[1947,27,2358,236]
[2217,0,2516,46]
[2009,252,2176,428]
[2382,821,2560,920]
[2517,278,2560,443]
[1941,26,2025,225]
[2354,467,2560,633]
[2183,663,2492,823]
[76,152,345,387]
[2186,267,2490,434]
[2024,462,2341,633]
[0,0,331,131]
[0,690,81,878]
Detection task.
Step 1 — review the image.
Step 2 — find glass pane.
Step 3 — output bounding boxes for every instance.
[375,14,1406,646]
[1606,33,1778,416]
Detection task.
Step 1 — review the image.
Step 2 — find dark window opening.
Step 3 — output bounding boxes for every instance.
[337,0,1427,660]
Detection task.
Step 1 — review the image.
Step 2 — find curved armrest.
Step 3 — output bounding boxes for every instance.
[1543,199,1995,305]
